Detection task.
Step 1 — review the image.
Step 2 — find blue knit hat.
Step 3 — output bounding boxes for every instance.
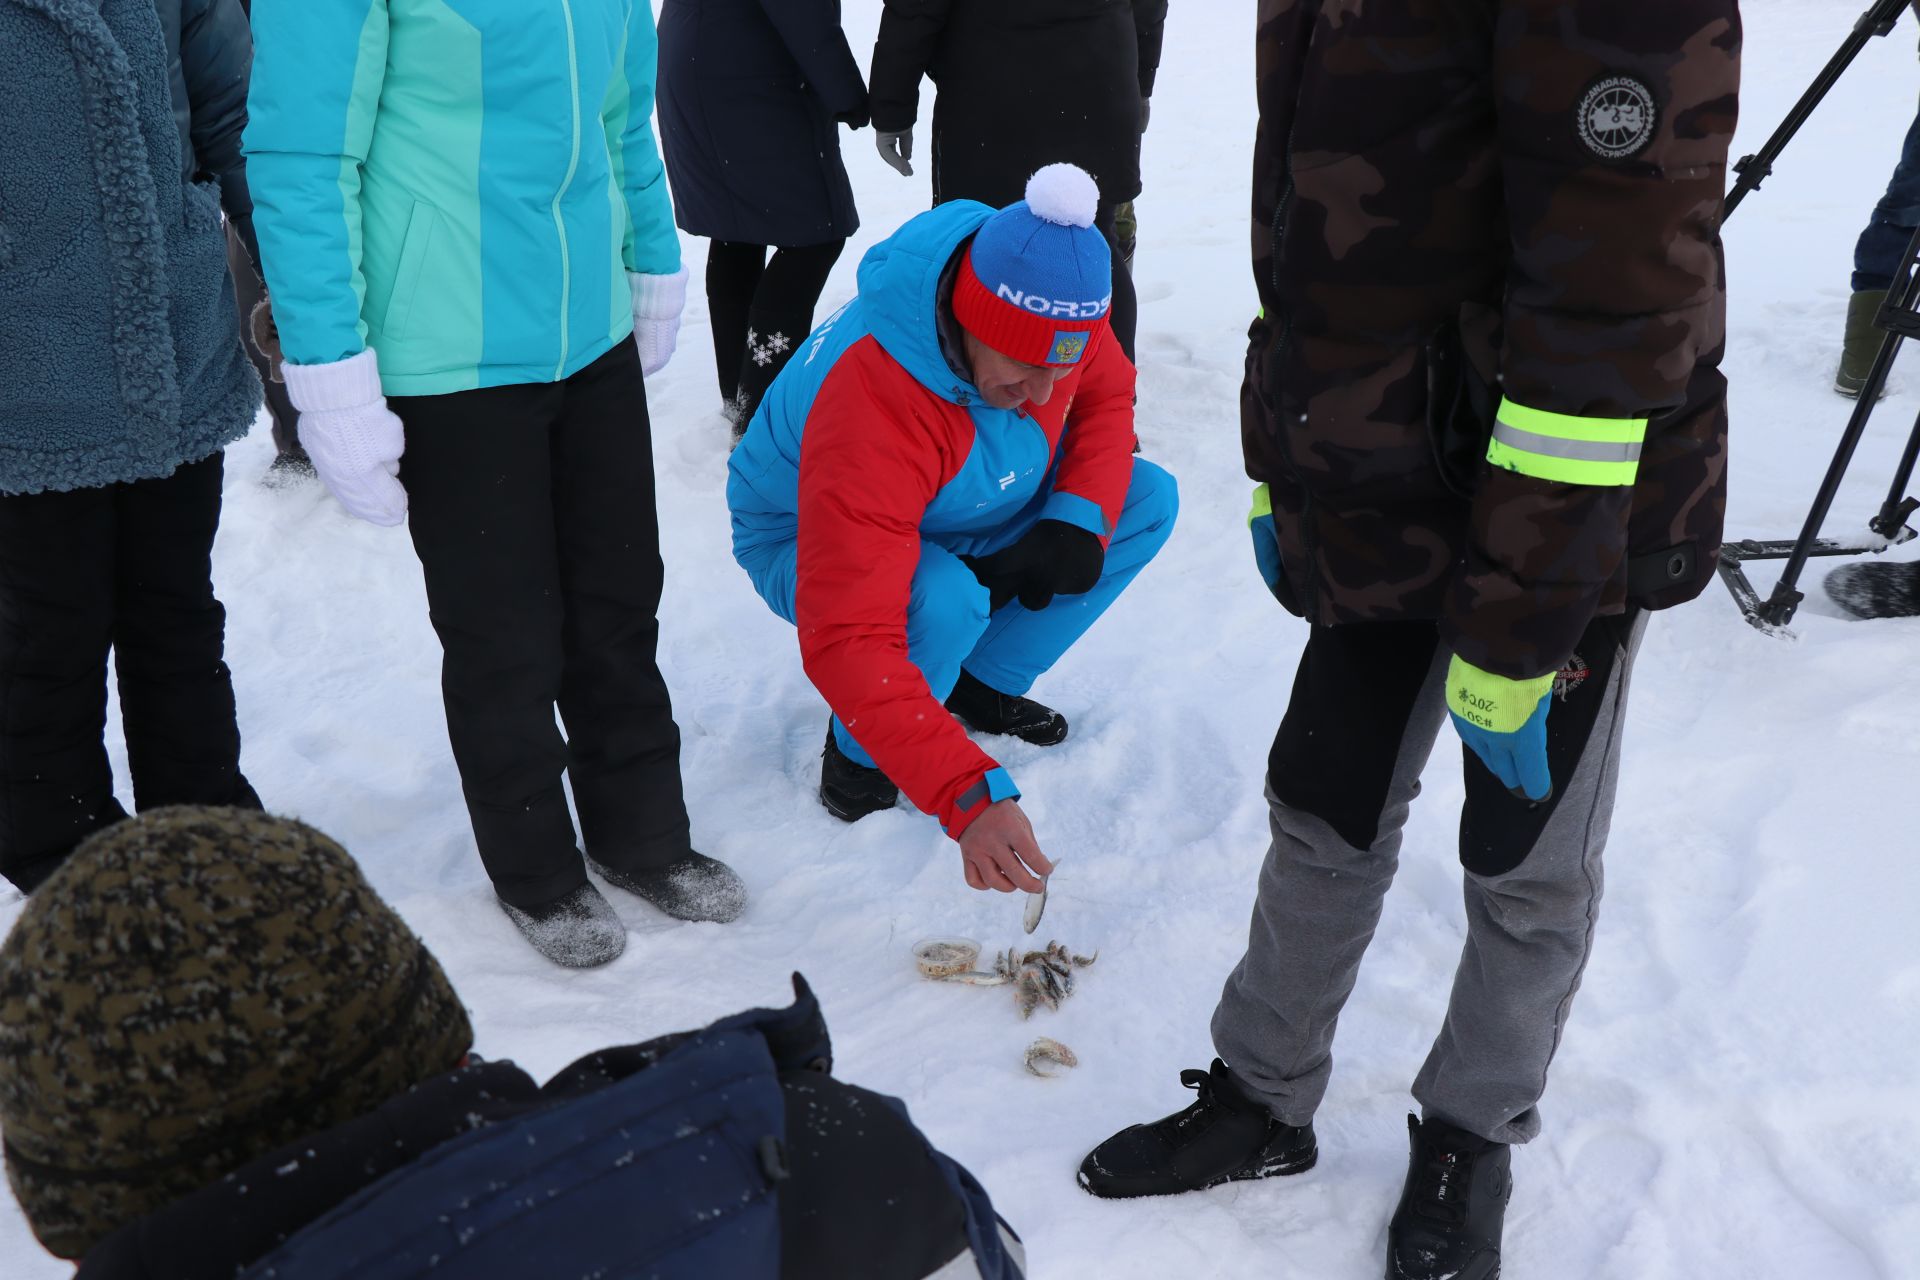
[953,165,1113,366]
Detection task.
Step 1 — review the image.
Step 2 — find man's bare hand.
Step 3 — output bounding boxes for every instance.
[957,799,1053,893]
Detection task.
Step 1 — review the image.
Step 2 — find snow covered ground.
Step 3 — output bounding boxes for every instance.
[7,2,1920,1276]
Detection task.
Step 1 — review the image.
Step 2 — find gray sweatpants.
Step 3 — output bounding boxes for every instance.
[1211,611,1646,1145]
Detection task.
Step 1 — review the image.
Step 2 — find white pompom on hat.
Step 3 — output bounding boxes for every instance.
[952,163,1112,366]
[1023,163,1101,229]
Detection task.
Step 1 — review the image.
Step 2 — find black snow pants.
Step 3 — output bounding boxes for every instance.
[0,452,260,892]
[391,341,691,910]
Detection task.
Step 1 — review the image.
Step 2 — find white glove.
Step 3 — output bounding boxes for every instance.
[281,348,409,527]
[629,266,688,377]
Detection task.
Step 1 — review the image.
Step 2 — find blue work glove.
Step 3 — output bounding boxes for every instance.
[1249,483,1286,603]
[1445,654,1555,802]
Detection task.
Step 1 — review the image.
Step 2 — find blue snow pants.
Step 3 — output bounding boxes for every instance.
[742,458,1177,769]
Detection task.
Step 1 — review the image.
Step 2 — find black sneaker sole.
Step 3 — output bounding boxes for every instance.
[1389,1249,1498,1280]
[1076,1145,1318,1199]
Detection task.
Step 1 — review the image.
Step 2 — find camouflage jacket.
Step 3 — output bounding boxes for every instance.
[1242,0,1742,679]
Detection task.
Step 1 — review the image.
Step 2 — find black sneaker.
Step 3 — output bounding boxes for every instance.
[1825,560,1920,619]
[945,669,1069,747]
[1386,1115,1511,1280]
[589,851,747,923]
[1077,1059,1317,1198]
[820,723,898,821]
[498,883,626,968]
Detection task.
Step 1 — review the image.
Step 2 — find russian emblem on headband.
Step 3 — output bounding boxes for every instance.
[1048,331,1089,365]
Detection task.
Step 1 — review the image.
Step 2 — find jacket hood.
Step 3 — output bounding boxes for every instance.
[856,200,996,405]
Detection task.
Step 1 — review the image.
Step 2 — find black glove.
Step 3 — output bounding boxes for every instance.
[836,96,871,131]
[967,519,1106,612]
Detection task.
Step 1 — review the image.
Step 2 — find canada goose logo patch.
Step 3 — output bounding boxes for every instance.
[1577,75,1658,162]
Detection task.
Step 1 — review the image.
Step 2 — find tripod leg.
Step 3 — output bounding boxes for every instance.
[1869,230,1920,536]
[1724,0,1912,218]
[1758,330,1907,626]
[1873,404,1920,540]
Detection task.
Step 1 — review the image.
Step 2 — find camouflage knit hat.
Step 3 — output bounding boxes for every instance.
[0,807,473,1259]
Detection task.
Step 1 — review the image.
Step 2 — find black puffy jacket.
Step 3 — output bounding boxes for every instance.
[869,0,1168,213]
[156,0,254,261]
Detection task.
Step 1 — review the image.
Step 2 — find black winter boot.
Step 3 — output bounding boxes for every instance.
[588,851,747,923]
[1824,559,1920,619]
[1386,1115,1512,1280]
[945,669,1069,747]
[497,882,626,968]
[820,722,899,822]
[1077,1059,1317,1198]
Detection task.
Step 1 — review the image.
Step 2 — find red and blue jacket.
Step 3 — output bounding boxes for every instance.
[726,201,1137,836]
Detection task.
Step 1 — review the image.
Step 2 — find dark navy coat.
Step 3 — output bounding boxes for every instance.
[79,978,1027,1280]
[657,0,867,247]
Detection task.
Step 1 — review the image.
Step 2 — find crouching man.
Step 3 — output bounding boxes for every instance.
[727,165,1177,894]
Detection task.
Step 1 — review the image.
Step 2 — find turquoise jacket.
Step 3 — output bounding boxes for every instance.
[245,0,681,396]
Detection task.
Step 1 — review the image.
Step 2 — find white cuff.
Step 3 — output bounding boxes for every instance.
[629,266,689,322]
[283,348,386,414]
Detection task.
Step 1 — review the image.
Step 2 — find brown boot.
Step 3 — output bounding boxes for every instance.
[1837,289,1891,399]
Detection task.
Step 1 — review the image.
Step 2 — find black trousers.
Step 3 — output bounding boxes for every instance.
[705,240,845,420]
[393,341,690,909]
[1268,610,1644,875]
[0,453,259,891]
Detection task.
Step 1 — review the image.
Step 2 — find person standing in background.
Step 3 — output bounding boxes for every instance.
[218,0,310,482]
[1834,28,1920,399]
[0,0,265,894]
[657,0,868,446]
[246,0,745,967]
[866,0,1167,364]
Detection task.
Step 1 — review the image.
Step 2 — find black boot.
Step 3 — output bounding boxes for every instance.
[736,308,808,426]
[1824,560,1920,619]
[588,851,748,923]
[497,882,626,968]
[944,669,1069,747]
[1386,1115,1511,1280]
[820,722,899,822]
[1077,1059,1317,1198]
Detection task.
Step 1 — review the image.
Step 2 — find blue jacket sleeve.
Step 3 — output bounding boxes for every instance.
[602,3,681,279]
[242,0,388,366]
